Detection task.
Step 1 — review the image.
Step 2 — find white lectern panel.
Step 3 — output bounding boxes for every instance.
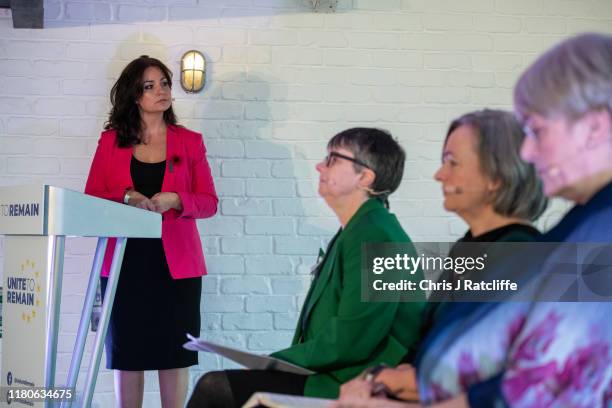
[1,236,51,408]
[0,185,45,235]
[47,186,161,237]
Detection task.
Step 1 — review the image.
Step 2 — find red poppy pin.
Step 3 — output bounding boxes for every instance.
[169,155,180,173]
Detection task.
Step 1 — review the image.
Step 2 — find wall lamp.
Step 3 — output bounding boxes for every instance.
[180,50,206,93]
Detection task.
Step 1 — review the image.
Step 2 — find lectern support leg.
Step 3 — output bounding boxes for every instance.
[82,237,127,408]
[44,235,65,408]
[61,237,108,408]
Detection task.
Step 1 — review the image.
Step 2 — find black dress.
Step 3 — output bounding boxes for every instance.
[402,223,541,364]
[100,156,201,370]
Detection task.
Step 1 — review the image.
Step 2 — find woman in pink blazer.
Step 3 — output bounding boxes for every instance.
[85,55,217,408]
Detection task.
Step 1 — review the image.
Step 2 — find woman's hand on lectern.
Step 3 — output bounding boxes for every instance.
[127,190,156,211]
[150,192,182,214]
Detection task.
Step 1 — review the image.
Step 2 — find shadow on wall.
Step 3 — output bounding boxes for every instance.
[42,0,351,28]
[184,71,339,379]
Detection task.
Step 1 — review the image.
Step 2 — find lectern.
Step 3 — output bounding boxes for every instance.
[0,185,161,407]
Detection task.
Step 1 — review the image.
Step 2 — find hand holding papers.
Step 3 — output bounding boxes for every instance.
[183,334,315,376]
[242,392,333,408]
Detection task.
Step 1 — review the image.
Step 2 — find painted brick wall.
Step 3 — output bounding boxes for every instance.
[0,0,611,406]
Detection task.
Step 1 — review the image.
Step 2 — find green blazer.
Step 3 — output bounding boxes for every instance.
[271,198,425,398]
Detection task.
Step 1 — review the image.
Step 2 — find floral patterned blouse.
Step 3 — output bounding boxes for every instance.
[418,302,611,407]
[417,182,612,407]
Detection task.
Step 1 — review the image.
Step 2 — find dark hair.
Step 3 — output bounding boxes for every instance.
[328,127,405,207]
[105,55,178,147]
[445,109,548,221]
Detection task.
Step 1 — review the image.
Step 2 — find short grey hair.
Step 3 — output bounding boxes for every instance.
[445,109,548,221]
[514,32,612,123]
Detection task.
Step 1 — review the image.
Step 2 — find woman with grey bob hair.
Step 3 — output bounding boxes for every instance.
[445,109,548,221]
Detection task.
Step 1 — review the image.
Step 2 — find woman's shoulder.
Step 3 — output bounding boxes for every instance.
[170,124,202,139]
[97,128,118,147]
[346,209,410,243]
[497,224,541,242]
[100,128,117,139]
[468,223,541,243]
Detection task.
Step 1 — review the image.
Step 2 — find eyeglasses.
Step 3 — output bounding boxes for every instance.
[324,151,373,170]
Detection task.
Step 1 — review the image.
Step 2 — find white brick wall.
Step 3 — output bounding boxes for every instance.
[1,0,610,406]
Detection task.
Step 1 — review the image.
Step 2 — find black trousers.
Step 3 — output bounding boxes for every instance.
[187,369,308,408]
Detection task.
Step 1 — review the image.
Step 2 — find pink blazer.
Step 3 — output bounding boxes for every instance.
[84,125,218,279]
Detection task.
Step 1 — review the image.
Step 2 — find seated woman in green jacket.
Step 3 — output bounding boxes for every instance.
[187,127,425,408]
